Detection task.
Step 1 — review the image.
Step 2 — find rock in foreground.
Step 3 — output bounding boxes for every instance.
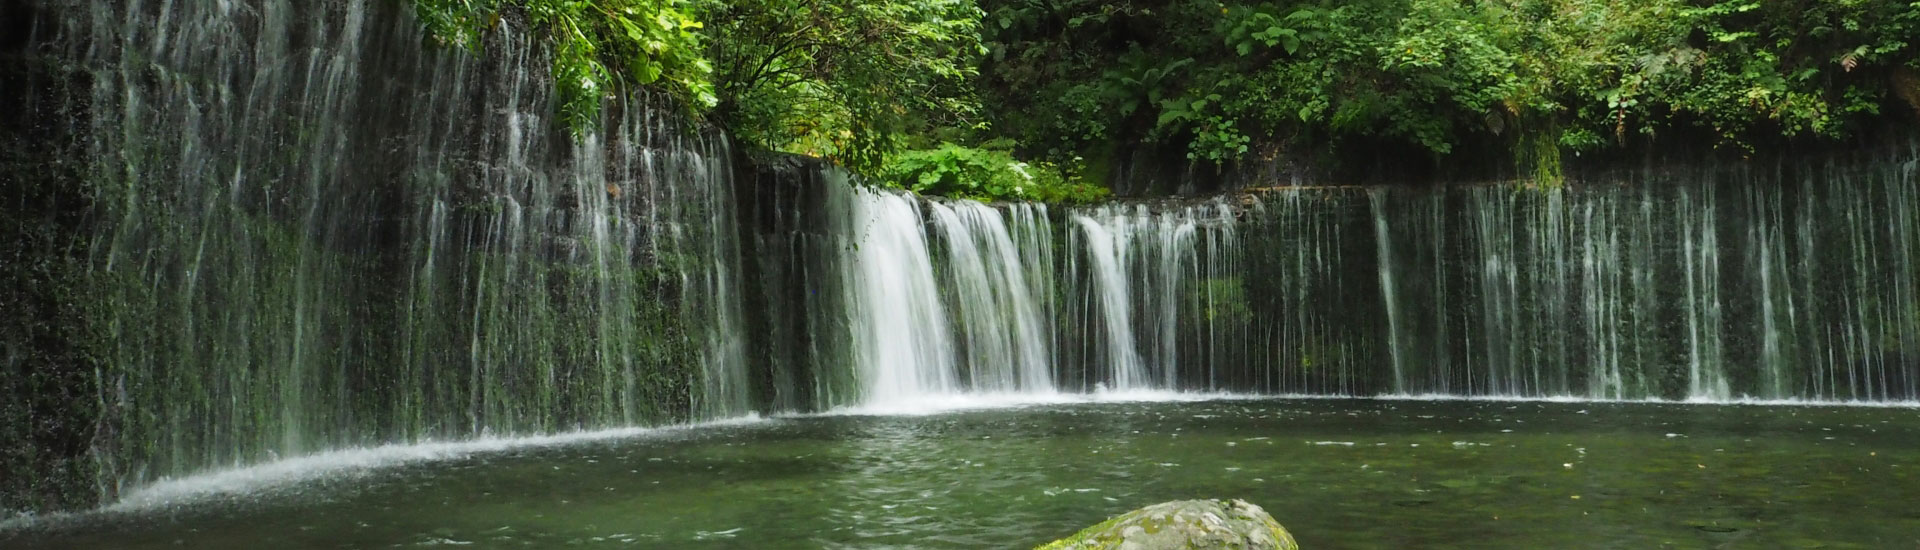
[1037,499,1299,550]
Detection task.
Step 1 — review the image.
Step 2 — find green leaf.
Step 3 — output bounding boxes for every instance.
[635,57,662,83]
[918,170,944,188]
[621,18,644,42]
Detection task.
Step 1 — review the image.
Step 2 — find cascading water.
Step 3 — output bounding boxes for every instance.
[1058,201,1249,392]
[927,201,1056,393]
[1348,159,1920,400]
[840,189,960,403]
[829,189,1064,406]
[1679,187,1734,400]
[1370,189,1408,393]
[15,0,755,507]
[812,192,1250,403]
[1067,214,1150,389]
[928,156,1914,404]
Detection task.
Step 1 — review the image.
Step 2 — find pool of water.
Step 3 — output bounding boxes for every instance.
[5,398,1919,549]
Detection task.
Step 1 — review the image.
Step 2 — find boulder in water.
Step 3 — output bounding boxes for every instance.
[1037,499,1298,550]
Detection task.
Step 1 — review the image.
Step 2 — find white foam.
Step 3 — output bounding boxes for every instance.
[1376,393,1920,408]
[0,415,768,531]
[1694,396,1920,408]
[810,389,1270,417]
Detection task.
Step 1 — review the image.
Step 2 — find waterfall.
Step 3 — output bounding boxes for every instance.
[1069,212,1150,389]
[1679,187,1734,400]
[683,138,753,420]
[22,0,754,503]
[1370,189,1408,393]
[7,0,1920,517]
[1059,201,1246,392]
[835,190,1063,404]
[841,189,959,403]
[927,201,1056,393]
[825,192,1251,402]
[1347,159,1919,401]
[803,173,1904,403]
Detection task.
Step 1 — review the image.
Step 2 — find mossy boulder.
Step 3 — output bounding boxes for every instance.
[1038,499,1299,550]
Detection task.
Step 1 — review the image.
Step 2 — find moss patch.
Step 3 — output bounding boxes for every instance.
[1036,499,1300,550]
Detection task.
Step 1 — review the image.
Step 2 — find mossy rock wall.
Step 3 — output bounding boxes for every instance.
[0,0,104,514]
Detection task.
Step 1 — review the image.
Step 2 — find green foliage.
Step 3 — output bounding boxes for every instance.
[414,0,498,51]
[1621,0,1920,151]
[415,0,714,135]
[1191,278,1252,325]
[980,0,1920,180]
[696,0,987,174]
[415,0,1120,199]
[414,0,1920,188]
[1224,6,1326,57]
[883,143,1110,204]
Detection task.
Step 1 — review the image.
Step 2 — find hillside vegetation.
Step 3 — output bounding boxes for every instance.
[417,0,1920,193]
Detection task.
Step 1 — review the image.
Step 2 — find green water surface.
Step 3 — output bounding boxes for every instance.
[6,398,1918,548]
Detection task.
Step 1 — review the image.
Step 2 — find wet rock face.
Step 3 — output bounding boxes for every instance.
[1039,499,1299,550]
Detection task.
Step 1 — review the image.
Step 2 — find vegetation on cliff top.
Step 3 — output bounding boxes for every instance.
[414,0,715,132]
[416,0,1920,193]
[414,0,1099,201]
[885,142,1110,203]
[981,0,1920,184]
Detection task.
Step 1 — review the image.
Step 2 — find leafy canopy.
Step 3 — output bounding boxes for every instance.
[417,0,1920,191]
[416,0,1093,203]
[695,0,987,174]
[979,0,1920,182]
[417,0,1040,196]
[415,0,714,134]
